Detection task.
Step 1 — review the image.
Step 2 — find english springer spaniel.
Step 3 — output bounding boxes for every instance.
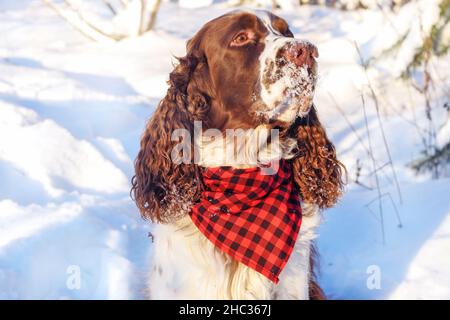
[131,10,345,300]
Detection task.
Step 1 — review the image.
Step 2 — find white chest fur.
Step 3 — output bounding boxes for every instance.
[147,129,321,299]
[147,203,320,300]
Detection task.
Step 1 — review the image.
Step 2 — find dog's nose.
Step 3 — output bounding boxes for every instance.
[281,41,318,68]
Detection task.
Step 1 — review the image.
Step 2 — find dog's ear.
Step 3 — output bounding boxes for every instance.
[290,106,346,209]
[131,52,210,223]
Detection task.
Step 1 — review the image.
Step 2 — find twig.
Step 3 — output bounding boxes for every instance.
[386,192,403,228]
[42,0,126,42]
[43,0,99,41]
[362,93,386,244]
[354,180,373,190]
[367,161,390,177]
[102,0,117,15]
[355,41,403,204]
[64,0,125,41]
[141,0,162,34]
[406,84,431,151]
[328,92,371,156]
[353,158,374,190]
[365,191,403,228]
[366,203,381,223]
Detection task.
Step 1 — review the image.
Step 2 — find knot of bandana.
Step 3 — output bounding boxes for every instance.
[189,160,302,283]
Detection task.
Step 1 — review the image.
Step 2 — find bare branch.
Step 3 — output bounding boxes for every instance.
[64,0,125,41]
[139,0,146,35]
[140,0,162,34]
[328,92,371,156]
[355,41,403,204]
[42,0,109,42]
[42,0,126,42]
[362,93,386,244]
[354,180,374,190]
[102,0,117,15]
[386,192,403,228]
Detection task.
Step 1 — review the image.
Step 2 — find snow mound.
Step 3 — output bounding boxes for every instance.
[0,102,129,197]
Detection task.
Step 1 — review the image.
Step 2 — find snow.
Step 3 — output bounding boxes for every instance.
[0,102,129,197]
[318,179,450,299]
[0,0,449,299]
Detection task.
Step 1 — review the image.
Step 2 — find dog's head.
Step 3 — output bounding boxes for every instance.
[183,10,319,129]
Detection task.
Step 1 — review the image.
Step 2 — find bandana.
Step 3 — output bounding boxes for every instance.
[189,160,302,283]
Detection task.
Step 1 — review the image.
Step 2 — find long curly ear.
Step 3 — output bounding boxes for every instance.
[131,54,209,223]
[291,106,346,209]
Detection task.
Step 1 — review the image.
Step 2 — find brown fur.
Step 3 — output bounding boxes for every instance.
[287,107,345,209]
[131,54,208,222]
[131,11,345,297]
[309,243,326,300]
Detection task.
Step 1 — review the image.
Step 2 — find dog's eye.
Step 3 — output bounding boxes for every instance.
[235,33,248,43]
[231,32,253,47]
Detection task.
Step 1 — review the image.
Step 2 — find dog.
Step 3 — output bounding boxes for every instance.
[131,10,344,299]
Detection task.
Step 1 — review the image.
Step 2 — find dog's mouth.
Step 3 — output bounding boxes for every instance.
[258,60,317,123]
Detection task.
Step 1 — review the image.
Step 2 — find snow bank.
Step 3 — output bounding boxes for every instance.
[318,179,450,299]
[0,102,129,197]
[0,0,449,299]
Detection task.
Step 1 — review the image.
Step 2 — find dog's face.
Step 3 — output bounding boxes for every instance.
[188,10,318,129]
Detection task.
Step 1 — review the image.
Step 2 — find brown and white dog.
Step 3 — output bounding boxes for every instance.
[131,10,344,300]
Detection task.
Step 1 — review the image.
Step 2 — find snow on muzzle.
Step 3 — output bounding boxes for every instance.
[259,36,319,123]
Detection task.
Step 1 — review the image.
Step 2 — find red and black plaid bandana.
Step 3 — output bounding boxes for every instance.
[189,160,302,283]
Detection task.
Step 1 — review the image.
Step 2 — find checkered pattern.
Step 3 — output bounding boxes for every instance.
[189,160,302,283]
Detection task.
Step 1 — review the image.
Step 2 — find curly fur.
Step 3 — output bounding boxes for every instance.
[131,54,208,223]
[131,10,346,300]
[132,59,345,223]
[287,107,346,209]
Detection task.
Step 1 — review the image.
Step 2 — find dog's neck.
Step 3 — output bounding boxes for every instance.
[196,124,298,168]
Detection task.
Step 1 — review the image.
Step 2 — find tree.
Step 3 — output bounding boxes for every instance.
[403,0,450,177]
[43,0,162,42]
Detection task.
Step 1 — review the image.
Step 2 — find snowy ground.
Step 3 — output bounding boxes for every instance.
[0,0,449,299]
